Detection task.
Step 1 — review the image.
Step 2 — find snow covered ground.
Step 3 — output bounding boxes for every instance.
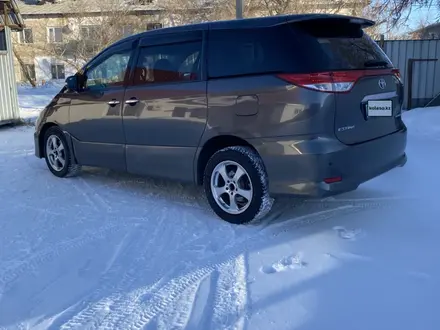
[17,83,63,123]
[1,86,440,329]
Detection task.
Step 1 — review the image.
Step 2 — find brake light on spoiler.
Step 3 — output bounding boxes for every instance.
[277,69,401,93]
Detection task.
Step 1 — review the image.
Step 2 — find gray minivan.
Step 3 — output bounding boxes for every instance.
[34,14,407,224]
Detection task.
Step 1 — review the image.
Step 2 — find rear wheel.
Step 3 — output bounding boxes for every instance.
[44,126,81,178]
[203,146,273,224]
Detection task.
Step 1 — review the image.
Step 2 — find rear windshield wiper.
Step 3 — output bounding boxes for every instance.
[364,60,390,68]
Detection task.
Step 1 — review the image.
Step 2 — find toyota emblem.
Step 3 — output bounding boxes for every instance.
[378,78,387,90]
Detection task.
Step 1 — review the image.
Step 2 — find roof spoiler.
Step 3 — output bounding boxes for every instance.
[276,14,375,29]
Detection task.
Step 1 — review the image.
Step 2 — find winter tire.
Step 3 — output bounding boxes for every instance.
[204,146,273,224]
[44,126,81,178]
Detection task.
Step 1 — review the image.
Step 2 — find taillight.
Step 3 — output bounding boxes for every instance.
[277,69,397,93]
[277,72,354,93]
[392,68,402,83]
[323,176,342,184]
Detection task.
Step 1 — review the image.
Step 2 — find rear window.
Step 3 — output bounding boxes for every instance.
[295,20,392,71]
[207,21,391,79]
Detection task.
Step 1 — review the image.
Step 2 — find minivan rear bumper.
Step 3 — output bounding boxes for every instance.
[251,127,407,197]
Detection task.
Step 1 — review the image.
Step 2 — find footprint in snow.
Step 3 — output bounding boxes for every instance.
[333,226,363,240]
[260,253,307,274]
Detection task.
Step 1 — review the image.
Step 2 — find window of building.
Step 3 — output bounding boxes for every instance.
[0,30,7,51]
[22,64,36,81]
[51,64,65,80]
[146,23,162,31]
[19,28,34,44]
[80,25,100,40]
[47,27,63,43]
[133,41,201,85]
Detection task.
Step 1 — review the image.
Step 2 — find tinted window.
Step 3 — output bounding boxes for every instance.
[208,26,306,78]
[294,21,392,71]
[133,41,201,85]
[85,50,131,89]
[208,22,391,78]
[0,30,7,51]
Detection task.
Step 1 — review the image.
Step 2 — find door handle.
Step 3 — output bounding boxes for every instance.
[125,98,139,106]
[108,99,120,106]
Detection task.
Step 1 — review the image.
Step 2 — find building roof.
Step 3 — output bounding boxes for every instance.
[0,0,26,30]
[17,0,161,16]
[411,21,440,34]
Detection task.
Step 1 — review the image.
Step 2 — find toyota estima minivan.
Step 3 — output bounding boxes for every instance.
[34,14,407,224]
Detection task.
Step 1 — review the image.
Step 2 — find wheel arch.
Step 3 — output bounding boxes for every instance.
[39,123,78,165]
[196,135,261,186]
[38,122,58,158]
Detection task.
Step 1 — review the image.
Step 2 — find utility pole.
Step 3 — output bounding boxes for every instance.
[236,0,243,19]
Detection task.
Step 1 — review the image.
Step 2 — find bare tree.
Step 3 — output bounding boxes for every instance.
[12,44,37,87]
[254,0,349,16]
[369,0,439,28]
[161,0,367,24]
[409,13,436,39]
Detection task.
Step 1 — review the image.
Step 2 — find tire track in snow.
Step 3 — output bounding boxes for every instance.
[112,252,248,330]
[192,270,221,330]
[55,235,145,329]
[97,203,376,329]
[0,222,125,295]
[57,207,184,330]
[56,218,165,330]
[211,254,248,330]
[57,213,214,329]
[71,177,112,213]
[154,277,206,330]
[84,207,216,330]
[114,263,223,329]
[46,199,382,329]
[95,211,182,330]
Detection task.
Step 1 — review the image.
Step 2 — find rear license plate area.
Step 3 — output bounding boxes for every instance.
[366,100,393,117]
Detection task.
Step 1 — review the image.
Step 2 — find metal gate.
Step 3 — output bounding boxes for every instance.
[381,39,440,109]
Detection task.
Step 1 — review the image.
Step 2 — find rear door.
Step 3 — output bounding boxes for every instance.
[291,20,404,145]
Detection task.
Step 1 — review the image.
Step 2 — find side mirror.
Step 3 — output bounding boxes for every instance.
[65,75,78,91]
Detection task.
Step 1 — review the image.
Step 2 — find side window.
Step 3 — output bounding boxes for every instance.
[133,41,201,86]
[208,27,306,78]
[85,50,132,89]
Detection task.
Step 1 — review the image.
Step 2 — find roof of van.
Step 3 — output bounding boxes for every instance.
[116,13,375,46]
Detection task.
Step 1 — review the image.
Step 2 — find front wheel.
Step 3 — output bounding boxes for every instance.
[203,146,273,224]
[43,126,81,178]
